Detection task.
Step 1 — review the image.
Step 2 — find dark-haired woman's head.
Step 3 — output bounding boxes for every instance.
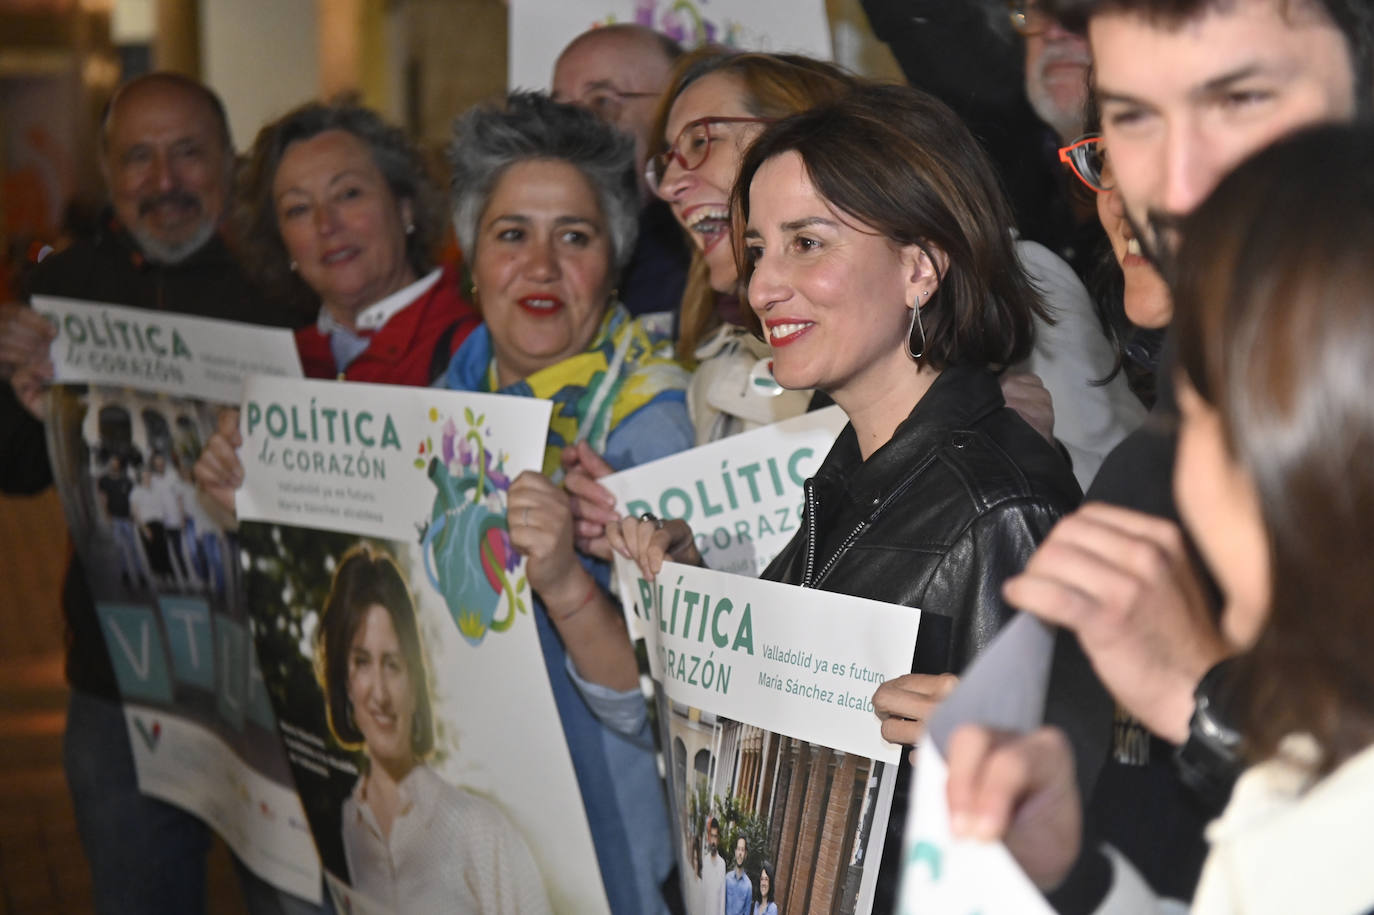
[732,82,1044,403]
[236,101,443,323]
[317,544,434,771]
[1172,123,1374,772]
[756,860,776,903]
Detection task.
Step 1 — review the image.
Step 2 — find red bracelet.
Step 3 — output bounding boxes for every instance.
[553,576,600,623]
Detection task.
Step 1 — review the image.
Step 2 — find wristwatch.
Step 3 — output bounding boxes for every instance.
[1174,657,1244,810]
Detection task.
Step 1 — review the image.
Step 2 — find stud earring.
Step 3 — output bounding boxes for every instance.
[405,223,415,235]
[289,260,298,272]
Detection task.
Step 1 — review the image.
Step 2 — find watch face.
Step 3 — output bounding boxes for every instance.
[1194,659,1242,750]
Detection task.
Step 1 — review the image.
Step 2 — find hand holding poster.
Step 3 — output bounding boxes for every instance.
[31,296,316,897]
[899,741,1056,915]
[238,376,610,914]
[600,406,846,637]
[896,616,1060,915]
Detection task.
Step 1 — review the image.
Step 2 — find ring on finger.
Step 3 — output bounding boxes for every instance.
[522,506,530,526]
[639,511,665,531]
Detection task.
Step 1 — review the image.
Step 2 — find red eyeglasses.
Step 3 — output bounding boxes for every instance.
[645,116,775,190]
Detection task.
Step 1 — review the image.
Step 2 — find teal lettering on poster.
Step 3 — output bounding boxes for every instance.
[97,602,174,703]
[158,596,215,690]
[216,617,248,731]
[623,450,813,525]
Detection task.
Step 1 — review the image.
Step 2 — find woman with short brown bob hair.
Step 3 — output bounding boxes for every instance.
[316,544,434,756]
[612,82,1106,906]
[731,83,1045,369]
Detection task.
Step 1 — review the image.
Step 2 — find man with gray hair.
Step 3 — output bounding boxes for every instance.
[0,72,313,915]
[553,24,691,318]
[1014,0,1093,145]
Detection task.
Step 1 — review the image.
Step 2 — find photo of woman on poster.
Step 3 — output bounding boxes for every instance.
[317,543,551,914]
[754,861,778,915]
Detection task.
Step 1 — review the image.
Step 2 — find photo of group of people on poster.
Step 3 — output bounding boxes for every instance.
[55,386,233,602]
[662,699,888,915]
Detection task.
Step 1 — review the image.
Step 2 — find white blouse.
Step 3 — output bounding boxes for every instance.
[341,763,550,914]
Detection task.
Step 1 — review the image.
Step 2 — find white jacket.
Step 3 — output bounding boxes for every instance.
[1099,736,1374,914]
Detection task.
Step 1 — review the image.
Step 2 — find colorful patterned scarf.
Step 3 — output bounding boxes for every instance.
[441,304,689,477]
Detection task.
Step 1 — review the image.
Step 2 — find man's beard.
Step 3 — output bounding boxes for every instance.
[1028,47,1091,142]
[130,192,218,264]
[1133,208,1186,282]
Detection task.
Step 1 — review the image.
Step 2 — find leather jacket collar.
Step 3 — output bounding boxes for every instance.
[811,364,1007,517]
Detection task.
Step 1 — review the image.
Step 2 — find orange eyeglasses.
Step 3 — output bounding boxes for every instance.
[1058,134,1113,193]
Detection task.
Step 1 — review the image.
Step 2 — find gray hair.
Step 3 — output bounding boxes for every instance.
[448,91,639,273]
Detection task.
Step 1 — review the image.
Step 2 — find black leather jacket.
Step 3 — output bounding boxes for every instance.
[761,365,1112,906]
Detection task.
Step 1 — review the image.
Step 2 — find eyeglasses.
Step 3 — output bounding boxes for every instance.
[1007,0,1050,36]
[645,116,775,190]
[571,86,661,125]
[1058,134,1113,193]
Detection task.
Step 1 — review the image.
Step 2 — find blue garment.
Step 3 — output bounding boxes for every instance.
[109,518,144,585]
[620,199,691,318]
[754,902,778,915]
[441,307,693,915]
[316,307,373,373]
[725,869,753,915]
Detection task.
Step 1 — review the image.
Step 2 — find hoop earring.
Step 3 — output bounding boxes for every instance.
[907,292,928,360]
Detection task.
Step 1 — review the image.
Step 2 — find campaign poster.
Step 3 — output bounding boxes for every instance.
[615,558,920,915]
[896,742,1055,915]
[897,616,1060,915]
[509,0,832,92]
[236,376,609,915]
[600,405,846,638]
[33,296,319,899]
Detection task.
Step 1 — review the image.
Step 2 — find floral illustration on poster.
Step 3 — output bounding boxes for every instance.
[417,406,529,646]
[615,0,743,47]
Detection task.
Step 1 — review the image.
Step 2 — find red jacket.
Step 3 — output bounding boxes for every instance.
[295,266,480,385]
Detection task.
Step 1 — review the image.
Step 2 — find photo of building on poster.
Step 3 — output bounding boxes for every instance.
[609,559,920,915]
[45,383,319,898]
[235,377,604,915]
[663,699,889,915]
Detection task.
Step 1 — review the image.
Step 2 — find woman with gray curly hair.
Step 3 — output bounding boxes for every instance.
[438,91,692,915]
[234,99,480,385]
